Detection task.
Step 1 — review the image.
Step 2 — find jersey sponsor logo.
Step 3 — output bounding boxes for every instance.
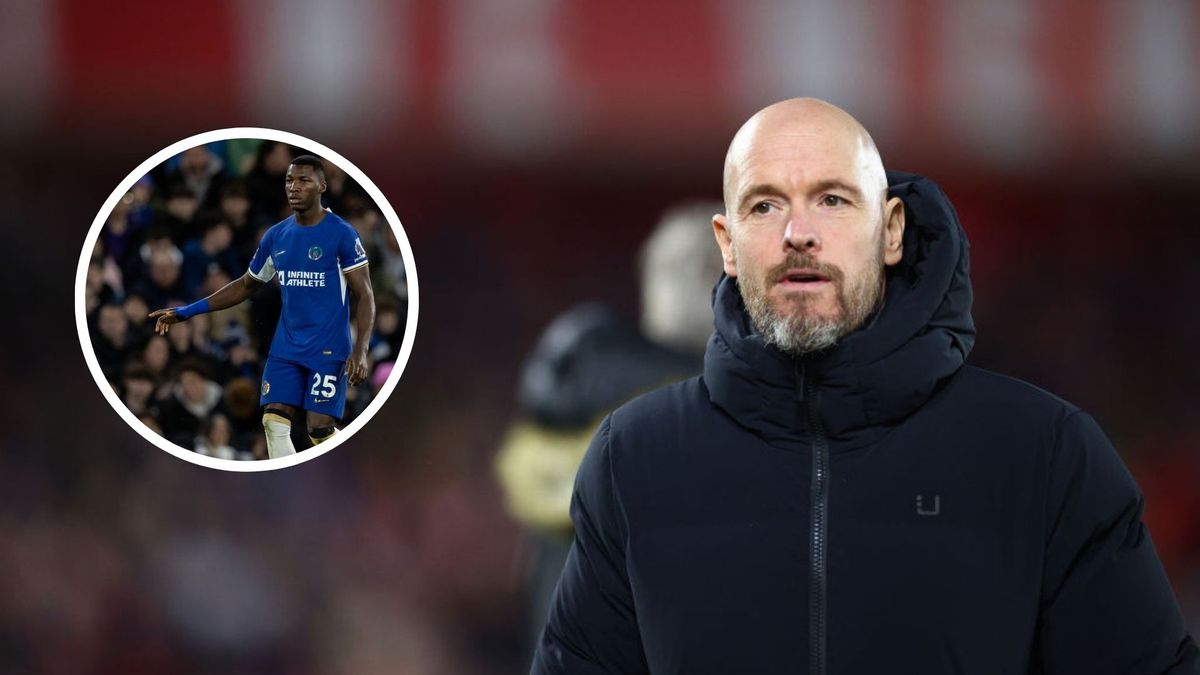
[308,246,323,261]
[354,237,366,259]
[278,269,327,287]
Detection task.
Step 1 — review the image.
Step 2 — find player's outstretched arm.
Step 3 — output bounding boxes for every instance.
[344,265,375,387]
[149,272,265,335]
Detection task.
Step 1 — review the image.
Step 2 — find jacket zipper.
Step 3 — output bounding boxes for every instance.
[797,362,829,675]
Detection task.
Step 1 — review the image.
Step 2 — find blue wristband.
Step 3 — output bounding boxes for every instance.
[174,298,210,320]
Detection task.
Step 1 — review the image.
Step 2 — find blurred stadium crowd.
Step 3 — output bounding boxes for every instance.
[83,140,409,458]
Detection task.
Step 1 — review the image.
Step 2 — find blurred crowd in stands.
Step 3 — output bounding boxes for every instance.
[84,140,409,458]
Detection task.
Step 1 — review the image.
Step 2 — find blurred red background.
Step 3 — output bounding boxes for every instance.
[1,1,1197,673]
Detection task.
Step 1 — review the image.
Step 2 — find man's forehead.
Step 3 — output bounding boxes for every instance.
[722,98,886,207]
[729,128,874,196]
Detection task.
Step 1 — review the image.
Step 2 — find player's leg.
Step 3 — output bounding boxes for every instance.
[260,358,306,459]
[307,411,339,446]
[303,360,350,446]
[263,404,298,458]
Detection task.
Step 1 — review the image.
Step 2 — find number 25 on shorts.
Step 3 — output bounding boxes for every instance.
[310,373,338,398]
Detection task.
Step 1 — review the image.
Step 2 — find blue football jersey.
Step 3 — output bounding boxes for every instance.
[248,212,369,362]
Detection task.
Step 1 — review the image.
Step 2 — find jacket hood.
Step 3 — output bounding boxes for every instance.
[703,171,975,450]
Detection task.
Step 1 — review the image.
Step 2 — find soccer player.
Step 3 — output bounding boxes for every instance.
[150,154,376,458]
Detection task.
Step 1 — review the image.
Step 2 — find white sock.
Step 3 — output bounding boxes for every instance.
[263,412,297,458]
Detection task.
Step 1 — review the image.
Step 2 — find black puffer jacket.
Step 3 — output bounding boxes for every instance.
[532,173,1198,674]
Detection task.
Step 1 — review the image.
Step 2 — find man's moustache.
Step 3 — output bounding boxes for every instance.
[770,254,843,283]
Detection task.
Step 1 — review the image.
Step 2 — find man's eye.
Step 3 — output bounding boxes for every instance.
[820,194,846,207]
[751,201,773,215]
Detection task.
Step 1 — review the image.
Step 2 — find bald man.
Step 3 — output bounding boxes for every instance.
[531,99,1197,675]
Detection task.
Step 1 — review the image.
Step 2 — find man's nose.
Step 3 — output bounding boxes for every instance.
[783,215,820,251]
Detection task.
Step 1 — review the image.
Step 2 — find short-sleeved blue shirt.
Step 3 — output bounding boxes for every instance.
[248,212,369,362]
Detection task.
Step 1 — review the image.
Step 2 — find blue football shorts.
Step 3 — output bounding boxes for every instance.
[260,357,349,419]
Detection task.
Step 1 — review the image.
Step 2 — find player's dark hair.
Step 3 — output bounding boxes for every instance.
[290,154,327,181]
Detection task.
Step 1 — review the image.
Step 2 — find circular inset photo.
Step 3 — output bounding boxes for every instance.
[76,129,419,471]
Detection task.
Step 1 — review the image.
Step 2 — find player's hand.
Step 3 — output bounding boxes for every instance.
[149,308,180,335]
[346,350,369,387]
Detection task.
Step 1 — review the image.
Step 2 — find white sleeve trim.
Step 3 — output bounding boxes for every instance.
[248,255,276,282]
[341,259,369,273]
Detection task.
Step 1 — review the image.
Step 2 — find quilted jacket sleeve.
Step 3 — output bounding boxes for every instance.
[531,416,649,675]
[1037,410,1199,673]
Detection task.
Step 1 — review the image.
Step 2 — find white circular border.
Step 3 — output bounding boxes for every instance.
[75,128,420,472]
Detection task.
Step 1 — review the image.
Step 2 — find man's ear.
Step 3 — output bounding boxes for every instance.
[713,213,738,276]
[882,197,905,266]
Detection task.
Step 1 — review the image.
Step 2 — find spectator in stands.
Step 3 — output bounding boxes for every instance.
[158,359,224,448]
[158,182,201,243]
[201,268,254,350]
[93,303,132,379]
[180,218,240,298]
[139,414,163,436]
[129,175,156,220]
[127,228,183,292]
[188,313,217,358]
[344,199,407,301]
[142,335,171,384]
[122,294,151,346]
[121,362,159,419]
[194,414,246,461]
[163,317,212,374]
[135,250,187,310]
[102,192,146,270]
[218,179,257,252]
[245,141,293,221]
[369,294,405,365]
[171,145,226,208]
[219,328,261,382]
[84,260,111,315]
[222,377,263,453]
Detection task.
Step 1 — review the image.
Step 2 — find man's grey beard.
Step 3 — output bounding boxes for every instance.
[736,248,885,357]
